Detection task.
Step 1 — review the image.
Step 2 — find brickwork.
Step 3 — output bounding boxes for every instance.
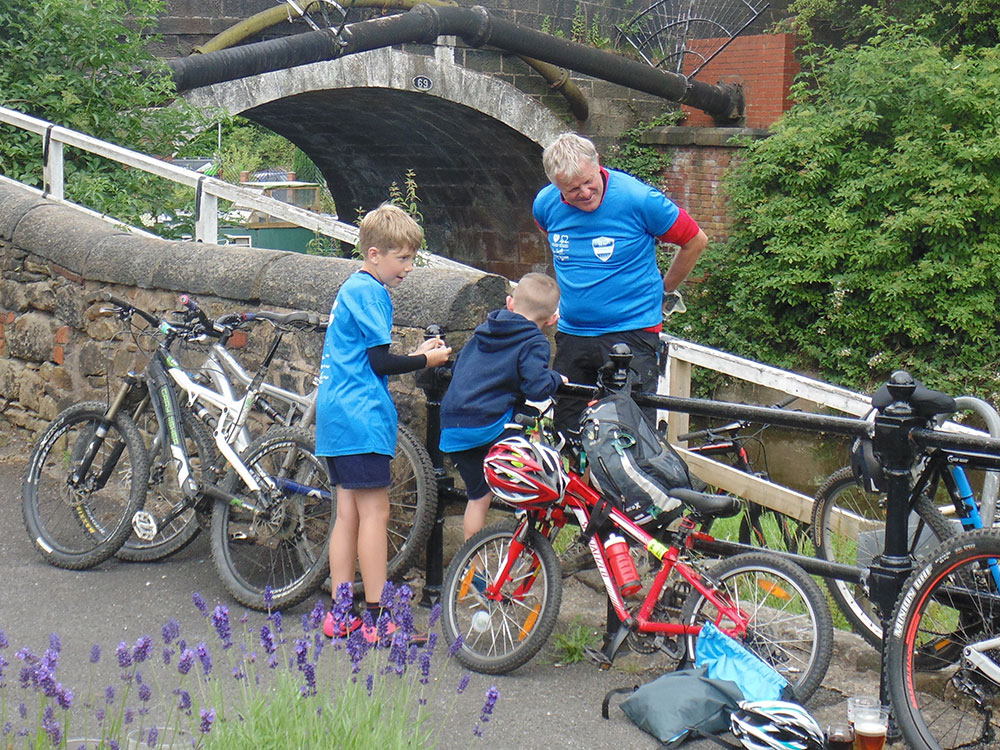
[679,33,800,129]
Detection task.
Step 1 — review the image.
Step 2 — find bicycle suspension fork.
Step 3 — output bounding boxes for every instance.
[69,373,140,488]
[147,356,199,499]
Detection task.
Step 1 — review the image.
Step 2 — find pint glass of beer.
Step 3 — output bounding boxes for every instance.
[852,706,889,750]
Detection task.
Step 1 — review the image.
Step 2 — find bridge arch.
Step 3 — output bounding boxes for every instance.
[182,47,567,276]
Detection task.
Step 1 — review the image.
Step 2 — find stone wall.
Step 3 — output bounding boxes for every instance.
[0,181,508,444]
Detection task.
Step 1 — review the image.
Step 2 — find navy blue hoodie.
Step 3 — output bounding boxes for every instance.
[439,309,562,451]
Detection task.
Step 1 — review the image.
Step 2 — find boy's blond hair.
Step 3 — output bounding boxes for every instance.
[511,272,560,325]
[358,202,424,255]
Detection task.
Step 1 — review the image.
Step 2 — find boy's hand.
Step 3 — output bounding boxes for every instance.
[414,337,452,367]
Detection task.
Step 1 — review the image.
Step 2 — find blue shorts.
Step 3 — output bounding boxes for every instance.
[448,444,491,500]
[324,454,391,489]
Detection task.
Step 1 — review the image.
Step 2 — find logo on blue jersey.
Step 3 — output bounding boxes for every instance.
[592,236,615,261]
[550,233,570,262]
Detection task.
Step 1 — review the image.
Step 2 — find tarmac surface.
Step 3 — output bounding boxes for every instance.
[0,425,890,749]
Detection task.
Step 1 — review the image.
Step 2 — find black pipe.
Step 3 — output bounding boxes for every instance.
[167,4,744,122]
[557,382,872,439]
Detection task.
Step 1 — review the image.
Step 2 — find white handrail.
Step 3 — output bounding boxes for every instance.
[0,104,360,246]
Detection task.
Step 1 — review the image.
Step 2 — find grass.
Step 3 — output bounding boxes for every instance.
[550,618,601,665]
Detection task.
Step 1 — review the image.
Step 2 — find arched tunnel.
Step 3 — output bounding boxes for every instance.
[240,86,551,278]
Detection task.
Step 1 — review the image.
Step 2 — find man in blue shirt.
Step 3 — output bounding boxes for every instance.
[533,132,708,438]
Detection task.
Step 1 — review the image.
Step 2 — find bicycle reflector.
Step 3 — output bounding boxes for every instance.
[484,436,567,509]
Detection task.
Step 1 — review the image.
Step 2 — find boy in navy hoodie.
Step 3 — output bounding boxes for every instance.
[439,273,567,540]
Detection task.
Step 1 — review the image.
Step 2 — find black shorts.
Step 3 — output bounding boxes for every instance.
[552,329,660,436]
[323,453,391,489]
[448,444,492,500]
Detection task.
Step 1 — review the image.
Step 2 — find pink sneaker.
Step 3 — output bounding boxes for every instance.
[360,621,429,646]
[323,612,362,639]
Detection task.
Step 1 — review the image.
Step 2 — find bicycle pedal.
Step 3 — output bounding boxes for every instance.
[131,510,158,541]
[584,646,613,668]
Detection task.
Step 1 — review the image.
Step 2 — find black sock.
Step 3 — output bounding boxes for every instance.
[365,602,385,622]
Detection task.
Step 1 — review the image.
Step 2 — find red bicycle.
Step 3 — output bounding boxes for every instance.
[440,434,834,700]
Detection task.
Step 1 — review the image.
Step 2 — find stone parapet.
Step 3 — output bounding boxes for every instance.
[0,181,507,442]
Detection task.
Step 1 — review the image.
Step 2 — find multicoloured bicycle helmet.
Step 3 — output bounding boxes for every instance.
[483,436,567,509]
[729,700,825,750]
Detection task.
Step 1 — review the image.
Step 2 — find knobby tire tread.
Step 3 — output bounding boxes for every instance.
[22,401,149,570]
[385,423,437,582]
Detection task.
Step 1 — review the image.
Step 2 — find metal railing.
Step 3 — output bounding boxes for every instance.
[0,104,360,247]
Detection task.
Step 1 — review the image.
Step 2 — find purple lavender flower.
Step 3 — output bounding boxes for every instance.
[56,686,73,710]
[145,726,159,748]
[115,642,132,668]
[474,685,500,737]
[90,644,101,664]
[345,628,369,674]
[0,629,8,649]
[264,585,274,612]
[457,674,470,694]
[269,610,283,634]
[300,662,317,697]
[138,683,152,703]
[95,707,105,724]
[177,649,195,676]
[211,605,232,649]
[133,635,153,663]
[175,688,193,714]
[448,633,464,658]
[428,602,442,628]
[260,625,276,655]
[294,638,308,667]
[48,633,61,654]
[196,642,213,676]
[41,705,60,746]
[387,634,408,675]
[199,707,216,734]
[109,741,119,750]
[309,600,324,631]
[419,650,432,685]
[192,592,209,617]
[162,647,174,665]
[124,707,134,725]
[333,582,354,622]
[162,618,181,645]
[366,673,374,696]
[2,721,11,736]
[379,580,396,609]
[105,685,115,705]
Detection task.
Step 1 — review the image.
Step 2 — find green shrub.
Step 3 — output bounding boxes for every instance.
[681,25,1000,398]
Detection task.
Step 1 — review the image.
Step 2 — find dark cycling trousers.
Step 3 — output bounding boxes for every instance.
[552,329,659,438]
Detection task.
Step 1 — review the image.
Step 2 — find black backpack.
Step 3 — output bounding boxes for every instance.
[580,373,691,525]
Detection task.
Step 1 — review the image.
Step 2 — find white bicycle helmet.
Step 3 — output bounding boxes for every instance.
[483,436,567,509]
[730,700,825,750]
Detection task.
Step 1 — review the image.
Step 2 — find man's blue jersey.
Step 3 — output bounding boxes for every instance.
[533,168,679,336]
[315,271,397,457]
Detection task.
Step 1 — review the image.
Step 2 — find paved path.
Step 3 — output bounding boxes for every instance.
[0,438,883,749]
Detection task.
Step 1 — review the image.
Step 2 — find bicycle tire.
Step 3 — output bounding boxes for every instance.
[681,551,834,701]
[811,466,954,648]
[385,423,437,581]
[441,520,562,674]
[22,401,149,570]
[738,502,812,556]
[212,426,333,611]
[886,529,1000,750]
[116,409,216,562]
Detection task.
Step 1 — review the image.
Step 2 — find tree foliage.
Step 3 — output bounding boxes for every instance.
[680,25,1000,396]
[0,0,207,233]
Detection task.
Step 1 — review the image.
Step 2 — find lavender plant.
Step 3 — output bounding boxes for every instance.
[0,583,498,749]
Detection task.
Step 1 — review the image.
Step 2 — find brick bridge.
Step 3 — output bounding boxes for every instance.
[154,0,798,278]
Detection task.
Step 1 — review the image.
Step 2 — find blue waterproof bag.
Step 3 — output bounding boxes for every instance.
[694,621,791,702]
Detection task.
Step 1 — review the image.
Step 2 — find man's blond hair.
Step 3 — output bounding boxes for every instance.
[542,133,599,183]
[512,273,560,324]
[358,202,424,255]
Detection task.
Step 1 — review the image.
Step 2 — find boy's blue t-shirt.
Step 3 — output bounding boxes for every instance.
[532,168,680,336]
[315,271,397,457]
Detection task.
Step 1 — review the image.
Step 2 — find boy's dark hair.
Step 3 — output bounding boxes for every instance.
[512,272,560,324]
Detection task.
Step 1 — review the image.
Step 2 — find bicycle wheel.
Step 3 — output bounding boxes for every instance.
[22,401,149,570]
[886,529,1000,750]
[117,409,216,562]
[385,423,437,581]
[739,502,812,556]
[681,551,833,701]
[441,520,562,674]
[211,426,333,611]
[811,466,954,648]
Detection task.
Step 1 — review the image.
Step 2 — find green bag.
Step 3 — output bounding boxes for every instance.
[613,667,743,747]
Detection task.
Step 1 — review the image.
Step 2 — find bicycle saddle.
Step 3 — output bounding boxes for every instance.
[870,379,956,419]
[667,487,741,521]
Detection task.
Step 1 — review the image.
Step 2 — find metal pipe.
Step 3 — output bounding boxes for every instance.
[167,4,742,121]
[190,1,590,121]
